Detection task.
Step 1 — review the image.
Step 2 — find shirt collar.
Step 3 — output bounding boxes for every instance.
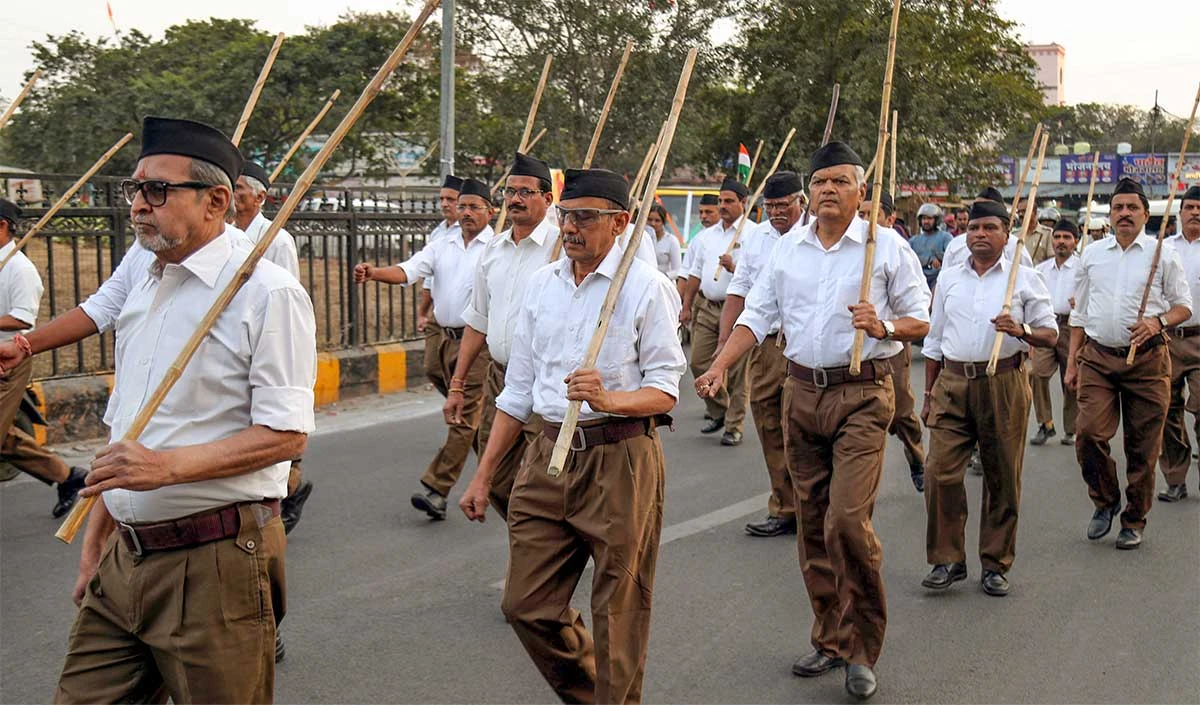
[554,239,625,283]
[147,232,232,288]
[1101,229,1151,250]
[499,217,553,247]
[966,254,1008,277]
[454,225,494,249]
[797,215,866,248]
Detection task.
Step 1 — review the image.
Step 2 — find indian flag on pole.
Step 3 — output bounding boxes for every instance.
[737,143,751,184]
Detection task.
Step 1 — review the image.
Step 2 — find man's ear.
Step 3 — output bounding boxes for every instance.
[208,186,232,220]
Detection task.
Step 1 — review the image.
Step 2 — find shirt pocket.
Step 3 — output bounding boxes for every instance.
[600,323,640,390]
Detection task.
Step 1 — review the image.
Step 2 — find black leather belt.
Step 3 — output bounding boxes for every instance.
[442,326,466,341]
[117,500,281,557]
[1055,313,1071,326]
[942,353,1024,379]
[1088,336,1165,357]
[1172,325,1200,339]
[787,355,896,388]
[543,415,673,452]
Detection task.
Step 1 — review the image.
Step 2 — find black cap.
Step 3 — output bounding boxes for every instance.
[1113,176,1150,210]
[510,151,552,182]
[969,189,1010,222]
[763,171,804,199]
[458,178,493,205]
[139,116,243,186]
[242,161,272,188]
[561,168,630,210]
[1181,185,1200,205]
[0,199,21,228]
[864,187,895,216]
[976,186,1006,205]
[720,176,749,199]
[810,141,864,173]
[699,193,719,206]
[1053,219,1079,237]
[442,174,464,192]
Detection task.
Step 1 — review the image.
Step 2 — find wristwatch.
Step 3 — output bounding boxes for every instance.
[881,320,896,340]
[1158,314,1170,331]
[1021,323,1032,339]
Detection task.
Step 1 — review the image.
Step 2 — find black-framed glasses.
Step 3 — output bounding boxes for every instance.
[120,179,214,207]
[501,187,546,200]
[555,205,623,228]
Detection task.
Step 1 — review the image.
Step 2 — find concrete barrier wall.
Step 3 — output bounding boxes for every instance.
[34,340,428,445]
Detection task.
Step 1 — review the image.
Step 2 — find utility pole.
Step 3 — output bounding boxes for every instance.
[438,0,455,180]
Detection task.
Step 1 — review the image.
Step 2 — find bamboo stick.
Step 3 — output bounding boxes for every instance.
[1078,151,1101,252]
[628,123,667,214]
[231,32,285,147]
[583,39,633,169]
[985,132,1049,376]
[56,0,442,543]
[1009,123,1044,228]
[492,54,554,237]
[745,140,764,186]
[0,133,133,274]
[1127,83,1200,366]
[546,47,698,477]
[848,0,903,375]
[0,69,43,132]
[889,110,898,199]
[270,89,341,183]
[713,128,796,280]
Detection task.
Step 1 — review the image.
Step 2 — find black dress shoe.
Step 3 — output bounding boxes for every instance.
[1030,423,1056,446]
[281,480,315,534]
[981,570,1009,597]
[411,487,447,520]
[1158,484,1188,502]
[701,417,725,434]
[921,561,967,589]
[1115,527,1142,550]
[1087,503,1120,540]
[745,515,797,537]
[791,649,844,677]
[720,430,743,446]
[52,467,88,519]
[845,664,878,700]
[910,462,925,493]
[275,632,286,663]
[1060,433,1075,446]
[968,448,983,476]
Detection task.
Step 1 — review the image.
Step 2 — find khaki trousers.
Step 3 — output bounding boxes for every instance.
[56,505,286,704]
[924,364,1030,573]
[783,374,893,667]
[1160,335,1200,485]
[423,320,447,396]
[1076,340,1170,530]
[419,329,491,497]
[477,359,543,519]
[749,335,794,519]
[0,357,69,484]
[501,427,665,704]
[690,296,748,433]
[1030,319,1078,433]
[889,344,926,467]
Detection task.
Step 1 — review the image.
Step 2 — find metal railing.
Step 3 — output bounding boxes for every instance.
[1,173,442,381]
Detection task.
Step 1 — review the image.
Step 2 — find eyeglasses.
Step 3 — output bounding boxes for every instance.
[763,195,802,212]
[501,187,546,200]
[555,205,623,228]
[121,179,214,207]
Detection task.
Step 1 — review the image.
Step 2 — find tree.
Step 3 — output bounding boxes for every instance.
[0,13,442,180]
[1000,102,1192,157]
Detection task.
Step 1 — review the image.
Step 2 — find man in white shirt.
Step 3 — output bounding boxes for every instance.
[859,187,926,492]
[354,178,494,521]
[648,203,682,280]
[682,177,751,444]
[6,117,317,703]
[420,175,463,396]
[1158,185,1200,503]
[0,199,87,516]
[231,161,300,278]
[458,168,685,704]
[920,197,1058,598]
[1065,177,1192,550]
[696,142,931,700]
[1030,220,1081,447]
[679,193,719,298]
[942,188,1033,271]
[445,152,556,518]
[716,171,804,537]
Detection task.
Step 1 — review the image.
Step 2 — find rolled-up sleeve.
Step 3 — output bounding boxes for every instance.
[462,248,490,333]
[81,244,147,332]
[398,241,437,286]
[1020,267,1058,333]
[7,261,42,327]
[736,240,782,344]
[248,286,317,434]
[1068,253,1092,329]
[726,231,759,299]
[636,278,686,400]
[1161,246,1193,315]
[687,235,706,279]
[495,285,538,423]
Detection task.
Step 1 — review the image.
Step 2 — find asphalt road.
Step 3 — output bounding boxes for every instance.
[2,362,1198,704]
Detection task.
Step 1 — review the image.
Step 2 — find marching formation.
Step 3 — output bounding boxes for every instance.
[1,4,1198,703]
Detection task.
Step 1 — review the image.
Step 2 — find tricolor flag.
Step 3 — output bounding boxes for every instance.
[106,1,119,33]
[737,143,751,184]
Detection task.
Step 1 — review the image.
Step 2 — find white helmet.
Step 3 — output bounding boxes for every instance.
[1037,206,1060,223]
[1087,216,1108,231]
[917,203,942,219]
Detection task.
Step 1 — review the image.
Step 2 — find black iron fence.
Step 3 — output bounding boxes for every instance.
[1,172,442,381]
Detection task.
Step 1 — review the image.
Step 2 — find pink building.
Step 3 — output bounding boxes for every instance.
[1025,43,1066,106]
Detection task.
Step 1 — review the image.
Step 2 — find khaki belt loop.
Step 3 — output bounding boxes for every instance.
[235,503,263,555]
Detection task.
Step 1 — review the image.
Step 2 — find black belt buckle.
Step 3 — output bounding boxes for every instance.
[962,361,979,380]
[119,523,144,557]
[811,367,829,388]
[570,426,589,452]
[1175,326,1188,339]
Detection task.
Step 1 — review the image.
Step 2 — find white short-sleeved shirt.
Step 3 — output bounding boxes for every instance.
[924,258,1057,363]
[738,216,931,368]
[496,243,686,424]
[99,233,317,523]
[653,232,682,280]
[398,227,493,328]
[1167,234,1200,327]
[1035,255,1079,316]
[0,241,43,341]
[727,220,783,335]
[233,211,300,279]
[687,217,748,301]
[421,219,461,291]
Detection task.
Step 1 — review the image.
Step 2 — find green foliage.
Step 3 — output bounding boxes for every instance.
[1000,102,1193,157]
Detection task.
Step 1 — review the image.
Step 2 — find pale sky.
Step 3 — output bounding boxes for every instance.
[2,0,1198,117]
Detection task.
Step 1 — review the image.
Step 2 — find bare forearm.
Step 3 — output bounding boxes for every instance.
[27,307,99,354]
[474,411,524,486]
[418,289,433,318]
[683,276,700,311]
[891,316,930,342]
[597,387,675,417]
[718,295,745,346]
[370,266,409,285]
[81,497,116,567]
[1023,326,1057,349]
[1164,305,1191,328]
[452,327,487,382]
[0,315,32,332]
[1068,326,1085,363]
[161,425,307,486]
[711,326,758,373]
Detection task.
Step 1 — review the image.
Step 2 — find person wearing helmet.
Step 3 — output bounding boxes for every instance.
[911,203,953,291]
[1084,216,1108,248]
